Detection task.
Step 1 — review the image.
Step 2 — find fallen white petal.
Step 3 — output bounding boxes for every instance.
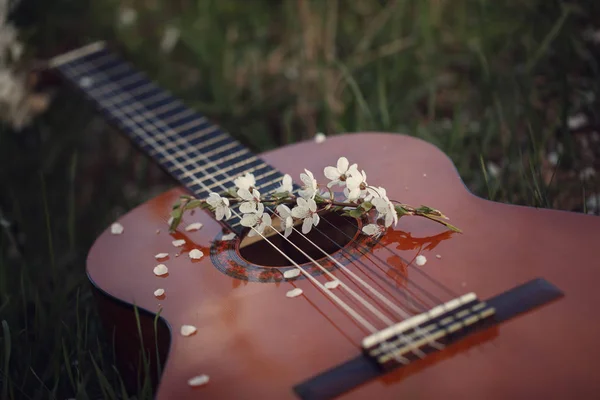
[435,254,442,259]
[181,325,197,336]
[154,288,165,297]
[188,374,209,387]
[314,132,326,143]
[286,288,303,298]
[221,232,236,241]
[111,222,124,235]
[153,264,168,276]
[283,269,301,279]
[423,173,427,177]
[185,222,203,232]
[189,249,204,259]
[415,255,427,266]
[155,253,169,259]
[172,239,186,247]
[324,280,340,289]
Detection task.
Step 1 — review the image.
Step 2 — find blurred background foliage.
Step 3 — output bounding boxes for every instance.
[1,0,600,398]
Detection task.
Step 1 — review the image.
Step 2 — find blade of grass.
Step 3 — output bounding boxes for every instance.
[2,320,11,400]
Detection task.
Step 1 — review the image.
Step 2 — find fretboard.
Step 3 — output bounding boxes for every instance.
[50,42,286,235]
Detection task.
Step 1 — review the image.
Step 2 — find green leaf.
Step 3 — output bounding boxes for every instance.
[347,208,364,218]
[360,201,373,211]
[395,205,409,218]
[184,199,204,210]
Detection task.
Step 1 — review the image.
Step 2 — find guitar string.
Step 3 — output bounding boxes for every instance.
[61,55,452,357]
[60,60,426,362]
[67,51,455,308]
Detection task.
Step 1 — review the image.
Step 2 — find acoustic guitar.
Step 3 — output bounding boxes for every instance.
[48,42,600,399]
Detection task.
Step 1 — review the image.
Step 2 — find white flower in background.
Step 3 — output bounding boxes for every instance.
[345,170,368,200]
[237,188,261,213]
[314,132,326,143]
[206,192,232,220]
[277,174,293,194]
[0,1,50,130]
[568,113,587,130]
[324,157,358,188]
[117,7,137,27]
[234,172,256,191]
[276,204,294,237]
[161,26,180,54]
[362,223,385,238]
[291,197,320,234]
[240,203,272,237]
[298,169,318,199]
[486,162,501,178]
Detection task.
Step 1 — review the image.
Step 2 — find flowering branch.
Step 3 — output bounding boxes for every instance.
[169,157,461,237]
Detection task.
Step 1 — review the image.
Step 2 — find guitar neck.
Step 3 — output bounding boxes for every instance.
[49,42,285,235]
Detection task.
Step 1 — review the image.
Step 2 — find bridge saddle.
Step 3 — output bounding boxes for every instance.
[362,292,496,369]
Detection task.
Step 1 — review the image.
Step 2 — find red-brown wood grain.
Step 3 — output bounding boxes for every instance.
[87,132,600,399]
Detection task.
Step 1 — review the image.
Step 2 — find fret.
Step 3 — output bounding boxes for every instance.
[161,127,222,152]
[176,147,250,172]
[188,164,277,194]
[161,138,235,166]
[162,108,201,126]
[170,117,212,139]
[183,156,264,178]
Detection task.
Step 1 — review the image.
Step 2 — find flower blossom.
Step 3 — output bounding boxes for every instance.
[362,223,386,238]
[237,188,261,213]
[345,169,368,201]
[206,192,232,221]
[277,174,293,194]
[324,157,357,188]
[276,204,294,237]
[234,172,256,191]
[291,197,320,234]
[298,169,318,199]
[372,195,398,228]
[240,203,272,237]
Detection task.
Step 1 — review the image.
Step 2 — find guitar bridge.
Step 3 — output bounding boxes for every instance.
[362,293,496,369]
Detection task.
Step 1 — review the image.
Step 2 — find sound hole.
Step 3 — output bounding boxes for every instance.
[238,211,360,267]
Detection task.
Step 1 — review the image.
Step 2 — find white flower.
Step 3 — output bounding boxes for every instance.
[372,196,398,228]
[161,26,180,54]
[110,222,124,235]
[240,203,272,237]
[221,232,237,241]
[364,186,387,202]
[324,157,358,188]
[286,288,303,298]
[237,188,261,213]
[345,170,368,200]
[298,169,318,199]
[291,198,320,234]
[277,174,293,194]
[153,264,168,276]
[324,280,340,289]
[180,325,197,336]
[172,239,186,247]
[276,204,294,237]
[362,223,386,238]
[206,192,232,220]
[187,375,210,387]
[185,222,203,232]
[189,249,203,259]
[234,172,256,191]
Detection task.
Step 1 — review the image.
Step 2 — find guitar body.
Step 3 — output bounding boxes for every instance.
[87,132,600,399]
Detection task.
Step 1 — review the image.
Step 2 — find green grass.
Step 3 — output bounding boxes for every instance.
[2,0,600,398]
